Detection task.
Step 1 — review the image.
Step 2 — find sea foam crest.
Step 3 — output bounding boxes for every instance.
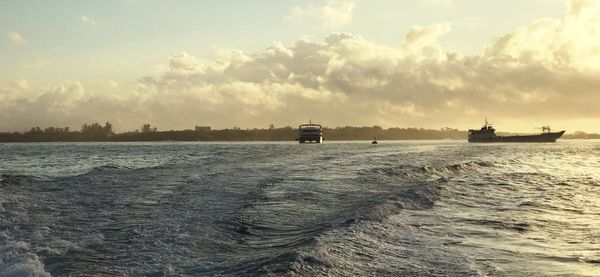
[345,179,444,226]
[0,231,51,277]
[287,239,334,276]
[423,161,494,176]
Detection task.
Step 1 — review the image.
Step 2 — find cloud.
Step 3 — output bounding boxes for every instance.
[0,80,138,131]
[285,0,355,28]
[7,32,26,45]
[80,16,97,26]
[401,23,451,58]
[2,0,600,132]
[320,0,355,27]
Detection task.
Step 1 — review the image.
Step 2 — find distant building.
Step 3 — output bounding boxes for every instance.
[195,126,211,132]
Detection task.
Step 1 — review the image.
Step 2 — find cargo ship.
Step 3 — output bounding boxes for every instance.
[468,119,565,143]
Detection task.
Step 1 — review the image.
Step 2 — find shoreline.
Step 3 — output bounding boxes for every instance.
[0,138,598,144]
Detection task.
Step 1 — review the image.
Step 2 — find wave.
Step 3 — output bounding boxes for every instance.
[0,162,173,183]
[269,161,482,275]
[287,239,334,276]
[286,180,445,274]
[458,218,530,233]
[185,238,334,276]
[371,161,494,180]
[203,163,448,276]
[0,231,51,277]
[344,180,443,225]
[351,160,492,222]
[277,178,453,276]
[73,162,176,178]
[423,161,495,176]
[0,174,37,185]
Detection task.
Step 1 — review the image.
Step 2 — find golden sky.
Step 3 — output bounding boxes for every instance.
[1,0,599,132]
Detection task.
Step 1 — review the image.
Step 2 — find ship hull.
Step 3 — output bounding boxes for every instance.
[469,131,565,143]
[299,136,322,143]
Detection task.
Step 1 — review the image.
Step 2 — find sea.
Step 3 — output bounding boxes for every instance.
[0,140,599,276]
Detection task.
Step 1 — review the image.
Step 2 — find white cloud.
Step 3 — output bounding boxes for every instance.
[401,23,451,59]
[285,0,355,28]
[80,16,97,26]
[320,0,355,27]
[7,32,26,45]
[2,0,600,131]
[13,79,31,91]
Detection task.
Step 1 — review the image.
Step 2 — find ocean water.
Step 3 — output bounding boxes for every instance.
[0,141,599,276]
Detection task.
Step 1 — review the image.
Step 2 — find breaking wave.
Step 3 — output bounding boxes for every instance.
[0,231,51,277]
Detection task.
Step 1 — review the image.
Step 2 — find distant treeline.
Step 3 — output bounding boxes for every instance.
[0,123,597,142]
[0,122,469,142]
[562,132,600,139]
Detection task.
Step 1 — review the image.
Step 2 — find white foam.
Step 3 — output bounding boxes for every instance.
[0,232,52,277]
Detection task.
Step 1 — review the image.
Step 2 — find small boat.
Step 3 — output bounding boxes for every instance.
[372,137,378,144]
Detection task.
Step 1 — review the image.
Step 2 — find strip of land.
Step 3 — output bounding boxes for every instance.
[0,123,597,142]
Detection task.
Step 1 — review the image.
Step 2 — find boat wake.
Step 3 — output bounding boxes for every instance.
[1,141,599,276]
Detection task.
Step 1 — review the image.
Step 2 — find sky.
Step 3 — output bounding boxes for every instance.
[2,0,599,133]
